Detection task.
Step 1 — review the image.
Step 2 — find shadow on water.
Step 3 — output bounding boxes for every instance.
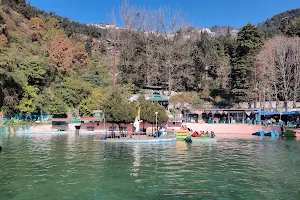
[0,127,7,150]
[0,126,29,150]
[285,137,297,141]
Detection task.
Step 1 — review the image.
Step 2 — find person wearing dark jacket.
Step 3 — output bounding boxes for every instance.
[281,125,285,138]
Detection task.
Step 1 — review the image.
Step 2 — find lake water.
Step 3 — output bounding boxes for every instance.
[1,133,300,200]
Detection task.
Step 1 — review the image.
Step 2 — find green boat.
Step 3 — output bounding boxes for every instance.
[191,136,218,143]
[285,130,296,137]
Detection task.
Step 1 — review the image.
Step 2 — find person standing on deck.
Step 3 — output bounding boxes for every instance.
[246,117,250,124]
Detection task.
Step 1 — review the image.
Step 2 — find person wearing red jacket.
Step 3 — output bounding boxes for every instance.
[192,131,201,137]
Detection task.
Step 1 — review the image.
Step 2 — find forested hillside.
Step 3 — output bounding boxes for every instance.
[117,4,300,110]
[0,0,113,116]
[0,0,299,117]
[258,8,300,37]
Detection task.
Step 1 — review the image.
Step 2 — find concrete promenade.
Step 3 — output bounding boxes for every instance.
[8,123,283,136]
[182,123,282,134]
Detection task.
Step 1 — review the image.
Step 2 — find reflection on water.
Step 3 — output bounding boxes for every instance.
[0,133,300,200]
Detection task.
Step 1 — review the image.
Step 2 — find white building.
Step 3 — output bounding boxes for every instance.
[197,28,216,36]
[87,23,122,30]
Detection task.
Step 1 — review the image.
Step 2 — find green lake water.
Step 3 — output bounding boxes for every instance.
[1,133,300,200]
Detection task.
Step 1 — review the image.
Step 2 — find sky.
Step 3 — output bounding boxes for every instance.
[27,0,300,28]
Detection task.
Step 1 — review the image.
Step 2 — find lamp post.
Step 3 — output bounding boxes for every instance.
[174,114,176,127]
[155,112,158,138]
[103,110,106,137]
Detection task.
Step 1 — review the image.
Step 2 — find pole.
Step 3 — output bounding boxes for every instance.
[104,111,106,138]
[155,112,158,138]
[40,110,42,122]
[174,114,176,127]
[258,90,262,125]
[228,112,229,124]
[113,41,117,88]
[138,104,141,121]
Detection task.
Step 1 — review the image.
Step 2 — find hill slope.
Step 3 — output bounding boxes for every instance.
[0,1,299,117]
[0,0,112,116]
[258,8,300,36]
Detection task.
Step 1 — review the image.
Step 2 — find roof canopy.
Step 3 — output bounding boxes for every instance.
[52,118,69,122]
[80,117,102,122]
[252,110,296,115]
[147,95,169,102]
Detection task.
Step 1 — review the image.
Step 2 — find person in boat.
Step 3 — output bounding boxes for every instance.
[210,131,215,138]
[181,125,188,130]
[192,131,201,137]
[281,125,285,138]
[205,131,209,136]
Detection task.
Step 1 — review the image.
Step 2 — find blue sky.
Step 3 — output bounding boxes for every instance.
[27,0,299,28]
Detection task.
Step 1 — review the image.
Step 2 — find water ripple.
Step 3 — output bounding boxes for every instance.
[1,135,300,199]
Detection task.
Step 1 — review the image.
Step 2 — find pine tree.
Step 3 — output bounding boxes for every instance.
[231,23,264,102]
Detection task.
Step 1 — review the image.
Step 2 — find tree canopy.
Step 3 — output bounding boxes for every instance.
[231,24,264,103]
[102,88,136,125]
[0,0,299,118]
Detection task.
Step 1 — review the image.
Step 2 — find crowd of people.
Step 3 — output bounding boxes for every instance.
[207,116,239,124]
[191,131,215,138]
[262,116,300,127]
[205,115,300,127]
[180,125,216,138]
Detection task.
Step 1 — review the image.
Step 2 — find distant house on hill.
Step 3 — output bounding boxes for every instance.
[87,23,122,30]
[144,86,169,109]
[128,86,170,109]
[146,93,169,109]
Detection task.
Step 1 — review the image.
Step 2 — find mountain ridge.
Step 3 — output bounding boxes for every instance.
[257,8,300,36]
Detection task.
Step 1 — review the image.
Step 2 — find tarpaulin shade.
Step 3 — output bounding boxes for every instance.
[252,110,296,115]
[195,110,204,115]
[245,111,251,116]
